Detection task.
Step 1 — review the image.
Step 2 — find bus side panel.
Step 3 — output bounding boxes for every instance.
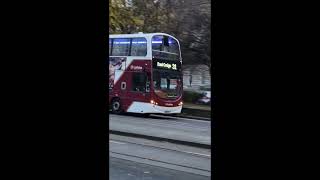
[110,59,152,113]
[126,60,152,112]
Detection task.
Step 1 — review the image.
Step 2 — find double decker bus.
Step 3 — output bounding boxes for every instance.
[109,33,183,114]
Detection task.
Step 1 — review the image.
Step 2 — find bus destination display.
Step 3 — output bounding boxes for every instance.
[153,60,181,71]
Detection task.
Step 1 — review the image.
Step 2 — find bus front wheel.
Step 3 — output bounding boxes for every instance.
[111,98,122,114]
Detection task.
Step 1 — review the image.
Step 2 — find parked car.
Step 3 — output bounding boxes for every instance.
[197,91,211,105]
[195,85,211,105]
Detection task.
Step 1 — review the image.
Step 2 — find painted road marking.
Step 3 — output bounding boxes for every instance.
[110,140,126,145]
[181,151,211,157]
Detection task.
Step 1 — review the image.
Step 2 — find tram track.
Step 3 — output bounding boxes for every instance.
[110,113,211,148]
[109,138,211,158]
[110,130,211,149]
[109,139,211,177]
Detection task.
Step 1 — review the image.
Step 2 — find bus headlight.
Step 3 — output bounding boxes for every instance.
[178,101,183,106]
[150,100,158,105]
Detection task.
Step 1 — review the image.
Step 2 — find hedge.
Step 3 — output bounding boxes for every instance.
[183,91,203,103]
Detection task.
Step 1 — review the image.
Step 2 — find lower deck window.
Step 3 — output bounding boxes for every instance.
[132,73,147,92]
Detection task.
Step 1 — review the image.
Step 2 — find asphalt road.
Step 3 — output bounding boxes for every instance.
[109,134,211,179]
[110,157,210,180]
[109,114,211,145]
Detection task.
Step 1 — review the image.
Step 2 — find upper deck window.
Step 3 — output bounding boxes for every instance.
[131,38,147,56]
[112,38,130,56]
[152,35,180,60]
[109,37,147,57]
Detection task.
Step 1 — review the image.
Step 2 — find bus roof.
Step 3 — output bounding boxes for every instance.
[109,33,178,40]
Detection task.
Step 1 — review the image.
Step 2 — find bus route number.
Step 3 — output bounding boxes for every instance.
[172,64,177,70]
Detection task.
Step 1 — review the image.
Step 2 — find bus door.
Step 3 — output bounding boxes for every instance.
[131,71,150,104]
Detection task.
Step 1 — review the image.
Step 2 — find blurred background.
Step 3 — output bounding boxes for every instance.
[109,0,214,106]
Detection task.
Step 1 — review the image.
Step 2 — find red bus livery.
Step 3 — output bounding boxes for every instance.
[109,33,183,114]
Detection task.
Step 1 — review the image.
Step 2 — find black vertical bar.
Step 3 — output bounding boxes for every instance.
[128,38,133,56]
[110,39,114,56]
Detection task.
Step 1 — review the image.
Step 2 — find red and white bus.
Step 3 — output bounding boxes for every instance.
[109,33,183,114]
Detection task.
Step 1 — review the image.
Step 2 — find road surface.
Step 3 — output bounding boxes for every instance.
[109,114,211,145]
[109,134,211,179]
